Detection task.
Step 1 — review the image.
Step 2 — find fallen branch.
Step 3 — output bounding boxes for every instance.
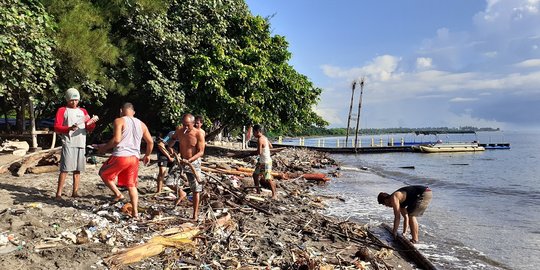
[203,171,272,216]
[105,228,199,267]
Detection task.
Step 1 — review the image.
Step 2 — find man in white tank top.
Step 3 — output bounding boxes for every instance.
[252,124,276,199]
[98,103,153,218]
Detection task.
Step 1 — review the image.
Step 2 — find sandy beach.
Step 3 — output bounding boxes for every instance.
[0,147,418,269]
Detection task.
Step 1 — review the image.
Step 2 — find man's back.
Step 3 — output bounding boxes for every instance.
[258,135,272,163]
[113,116,143,157]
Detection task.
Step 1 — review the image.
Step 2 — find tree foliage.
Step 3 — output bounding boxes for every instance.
[2,0,327,136]
[122,0,326,132]
[0,0,56,130]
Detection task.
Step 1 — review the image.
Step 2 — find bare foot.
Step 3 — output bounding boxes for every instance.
[112,195,125,202]
[55,195,63,200]
[71,192,80,198]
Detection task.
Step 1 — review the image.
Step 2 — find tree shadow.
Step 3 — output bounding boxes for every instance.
[0,182,110,211]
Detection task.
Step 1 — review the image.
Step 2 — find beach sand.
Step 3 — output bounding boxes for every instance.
[0,148,418,269]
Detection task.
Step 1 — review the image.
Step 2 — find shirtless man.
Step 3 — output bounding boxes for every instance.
[168,114,205,221]
[377,185,433,243]
[194,115,206,138]
[98,103,153,218]
[252,124,276,199]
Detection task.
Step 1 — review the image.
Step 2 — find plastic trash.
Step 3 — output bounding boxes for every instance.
[26,202,43,209]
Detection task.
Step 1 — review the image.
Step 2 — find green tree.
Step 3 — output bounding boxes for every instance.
[40,0,121,104]
[124,0,326,134]
[0,0,56,132]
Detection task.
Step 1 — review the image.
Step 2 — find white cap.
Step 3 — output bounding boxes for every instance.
[65,88,80,101]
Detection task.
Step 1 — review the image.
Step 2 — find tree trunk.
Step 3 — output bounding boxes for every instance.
[16,98,27,133]
[205,124,227,142]
[29,97,38,149]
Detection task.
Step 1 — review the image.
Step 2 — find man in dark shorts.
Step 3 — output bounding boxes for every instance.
[377,185,432,243]
[156,130,176,194]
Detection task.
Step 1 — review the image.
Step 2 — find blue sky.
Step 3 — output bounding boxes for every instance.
[245,0,540,130]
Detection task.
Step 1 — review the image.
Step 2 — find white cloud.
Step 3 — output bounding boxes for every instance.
[313,107,344,126]
[321,54,400,81]
[450,97,479,102]
[515,58,540,67]
[416,57,433,69]
[484,51,498,58]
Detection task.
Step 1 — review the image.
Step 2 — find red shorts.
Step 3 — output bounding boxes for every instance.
[99,156,139,187]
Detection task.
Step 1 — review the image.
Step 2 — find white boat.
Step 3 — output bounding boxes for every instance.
[418,142,485,153]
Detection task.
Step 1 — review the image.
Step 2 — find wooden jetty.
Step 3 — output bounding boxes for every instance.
[270,141,510,153]
[271,143,414,153]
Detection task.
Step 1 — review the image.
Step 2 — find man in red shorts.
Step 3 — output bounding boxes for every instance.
[98,103,153,218]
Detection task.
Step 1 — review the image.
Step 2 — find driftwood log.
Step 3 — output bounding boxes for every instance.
[0,146,61,175]
[27,165,59,174]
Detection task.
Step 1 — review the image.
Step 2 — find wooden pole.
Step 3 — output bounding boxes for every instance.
[345,81,356,147]
[28,97,38,150]
[354,78,365,150]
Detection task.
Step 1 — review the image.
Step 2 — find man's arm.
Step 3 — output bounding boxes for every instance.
[54,107,70,134]
[187,130,205,163]
[99,118,123,153]
[141,122,154,165]
[390,194,401,238]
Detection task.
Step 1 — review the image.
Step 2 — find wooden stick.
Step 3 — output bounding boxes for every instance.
[203,172,272,216]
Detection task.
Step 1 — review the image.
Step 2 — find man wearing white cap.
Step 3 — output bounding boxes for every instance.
[54,88,98,199]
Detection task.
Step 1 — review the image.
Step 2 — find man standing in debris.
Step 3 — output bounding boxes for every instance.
[98,103,153,218]
[252,124,276,199]
[54,88,98,199]
[377,185,433,243]
[168,114,205,221]
[156,130,176,194]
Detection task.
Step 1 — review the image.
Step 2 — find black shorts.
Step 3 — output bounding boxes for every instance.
[157,153,174,168]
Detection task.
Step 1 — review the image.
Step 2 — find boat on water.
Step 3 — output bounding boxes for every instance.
[416,142,485,153]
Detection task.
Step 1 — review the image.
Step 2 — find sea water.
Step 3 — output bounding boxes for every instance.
[301,131,540,269]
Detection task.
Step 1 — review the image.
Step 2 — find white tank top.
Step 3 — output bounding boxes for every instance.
[259,139,272,163]
[113,116,143,157]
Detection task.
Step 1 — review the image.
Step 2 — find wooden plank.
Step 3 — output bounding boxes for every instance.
[381,223,438,270]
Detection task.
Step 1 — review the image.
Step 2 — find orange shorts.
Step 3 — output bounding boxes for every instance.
[99,156,139,187]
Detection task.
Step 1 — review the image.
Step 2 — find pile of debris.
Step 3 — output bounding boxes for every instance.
[0,147,410,269]
[101,148,398,269]
[0,146,60,175]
